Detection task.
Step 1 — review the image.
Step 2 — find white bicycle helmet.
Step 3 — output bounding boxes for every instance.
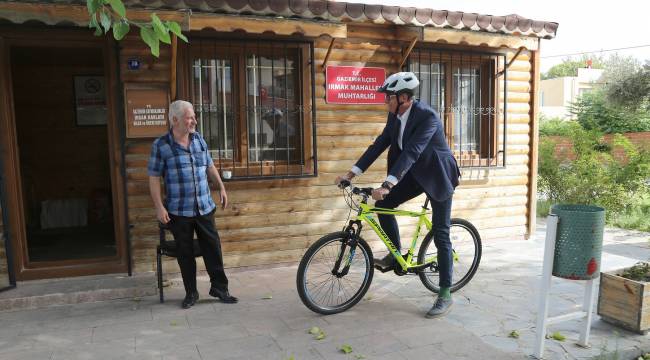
[377,72,420,95]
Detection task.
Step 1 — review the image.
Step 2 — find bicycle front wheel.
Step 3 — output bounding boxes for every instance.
[417,218,482,293]
[296,232,374,315]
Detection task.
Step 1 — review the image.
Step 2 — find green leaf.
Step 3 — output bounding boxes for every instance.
[86,0,102,15]
[99,9,112,33]
[308,327,321,335]
[551,332,565,341]
[261,294,273,300]
[354,355,366,360]
[151,14,171,44]
[315,332,326,340]
[140,26,160,57]
[166,20,188,42]
[113,20,130,41]
[339,344,353,354]
[285,356,295,360]
[508,330,520,339]
[106,0,126,18]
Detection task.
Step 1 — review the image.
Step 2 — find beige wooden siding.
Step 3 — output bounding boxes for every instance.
[123,32,534,274]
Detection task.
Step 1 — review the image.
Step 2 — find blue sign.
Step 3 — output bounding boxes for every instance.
[127,59,141,70]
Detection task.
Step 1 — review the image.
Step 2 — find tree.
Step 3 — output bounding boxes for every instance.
[86,0,187,57]
[605,62,650,110]
[542,55,604,80]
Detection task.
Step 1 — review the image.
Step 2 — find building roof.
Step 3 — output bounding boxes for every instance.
[3,0,559,39]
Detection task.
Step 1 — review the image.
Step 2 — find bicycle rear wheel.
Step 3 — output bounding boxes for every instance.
[417,218,482,293]
[296,232,374,315]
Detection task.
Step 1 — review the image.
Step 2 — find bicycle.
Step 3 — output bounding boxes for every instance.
[296,181,482,315]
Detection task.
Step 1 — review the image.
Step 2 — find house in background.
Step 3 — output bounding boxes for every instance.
[540,67,603,119]
[0,0,557,296]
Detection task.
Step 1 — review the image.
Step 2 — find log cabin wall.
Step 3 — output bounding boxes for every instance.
[121,23,537,275]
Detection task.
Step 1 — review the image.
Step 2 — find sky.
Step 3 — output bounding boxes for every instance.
[363,0,650,73]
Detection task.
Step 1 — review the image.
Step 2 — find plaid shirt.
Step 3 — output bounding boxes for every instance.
[148,131,216,217]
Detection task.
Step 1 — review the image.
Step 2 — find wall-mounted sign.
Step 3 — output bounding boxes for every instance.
[127,59,141,70]
[73,75,107,126]
[326,66,386,104]
[124,84,169,138]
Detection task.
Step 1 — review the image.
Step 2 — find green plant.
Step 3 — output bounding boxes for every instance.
[611,191,650,232]
[621,262,650,282]
[539,116,582,136]
[538,127,650,219]
[85,0,188,57]
[570,90,650,134]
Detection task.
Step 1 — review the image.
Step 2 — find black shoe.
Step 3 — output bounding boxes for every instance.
[373,254,396,271]
[181,291,199,309]
[209,287,238,304]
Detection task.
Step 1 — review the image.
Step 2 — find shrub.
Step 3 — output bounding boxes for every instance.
[538,127,650,218]
[539,116,582,137]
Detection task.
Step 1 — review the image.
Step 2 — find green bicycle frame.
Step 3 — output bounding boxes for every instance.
[354,202,434,271]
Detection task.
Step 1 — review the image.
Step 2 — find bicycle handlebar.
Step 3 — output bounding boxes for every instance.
[337,180,373,197]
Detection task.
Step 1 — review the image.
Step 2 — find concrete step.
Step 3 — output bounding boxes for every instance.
[0,273,158,312]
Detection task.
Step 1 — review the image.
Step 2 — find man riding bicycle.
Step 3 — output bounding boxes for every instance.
[336,72,461,318]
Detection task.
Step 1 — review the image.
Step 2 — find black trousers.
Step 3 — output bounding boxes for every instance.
[168,209,229,294]
[375,172,454,288]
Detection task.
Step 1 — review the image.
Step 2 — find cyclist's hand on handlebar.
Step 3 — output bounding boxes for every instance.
[335,171,355,189]
[372,187,389,201]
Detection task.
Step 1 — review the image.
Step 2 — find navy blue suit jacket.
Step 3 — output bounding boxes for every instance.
[354,101,460,202]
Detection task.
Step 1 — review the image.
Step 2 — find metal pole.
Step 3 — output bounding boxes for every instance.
[534,214,558,359]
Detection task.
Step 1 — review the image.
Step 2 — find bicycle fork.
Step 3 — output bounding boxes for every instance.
[331,220,363,277]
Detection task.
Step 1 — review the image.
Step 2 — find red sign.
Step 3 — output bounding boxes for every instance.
[326,66,385,104]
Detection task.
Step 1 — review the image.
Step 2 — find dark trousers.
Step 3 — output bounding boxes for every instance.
[168,210,229,294]
[375,172,454,288]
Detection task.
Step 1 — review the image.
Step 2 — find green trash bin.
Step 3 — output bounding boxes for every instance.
[550,204,605,280]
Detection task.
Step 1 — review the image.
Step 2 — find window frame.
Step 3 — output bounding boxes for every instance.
[408,48,506,168]
[182,36,316,180]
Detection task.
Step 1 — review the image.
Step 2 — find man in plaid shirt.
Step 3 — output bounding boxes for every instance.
[148,100,237,309]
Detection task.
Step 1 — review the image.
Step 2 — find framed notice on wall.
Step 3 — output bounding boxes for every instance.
[124,84,170,138]
[74,75,108,126]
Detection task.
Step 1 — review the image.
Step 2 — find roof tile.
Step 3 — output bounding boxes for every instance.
[205,0,225,8]
[328,1,346,17]
[415,8,432,25]
[461,12,477,28]
[398,7,415,24]
[308,0,327,15]
[346,3,364,19]
[491,15,506,30]
[289,0,307,13]
[249,0,267,11]
[431,9,447,25]
[381,6,399,22]
[269,0,287,13]
[477,14,491,30]
[364,4,382,20]
[505,14,519,31]
[446,11,462,27]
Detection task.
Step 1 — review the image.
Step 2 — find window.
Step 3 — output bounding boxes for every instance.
[189,39,315,179]
[408,49,507,167]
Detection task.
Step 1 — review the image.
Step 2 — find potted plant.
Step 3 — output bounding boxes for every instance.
[598,262,650,334]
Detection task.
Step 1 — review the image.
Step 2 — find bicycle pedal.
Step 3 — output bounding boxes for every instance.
[373,264,394,273]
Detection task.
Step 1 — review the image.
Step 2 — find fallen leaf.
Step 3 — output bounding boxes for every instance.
[340,344,353,354]
[316,332,326,340]
[261,294,273,300]
[354,355,365,359]
[286,356,295,360]
[551,331,565,341]
[308,326,321,335]
[508,330,520,339]
[170,320,178,326]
